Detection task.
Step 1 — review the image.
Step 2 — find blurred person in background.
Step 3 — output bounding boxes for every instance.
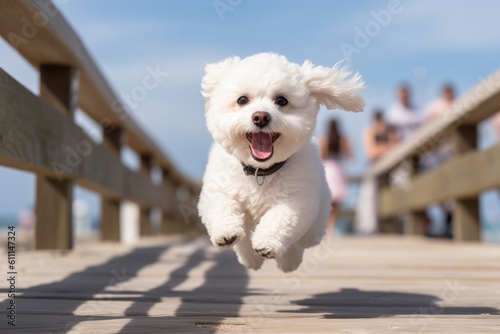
[386,84,424,188]
[422,84,457,238]
[425,83,455,123]
[385,84,425,234]
[18,207,35,250]
[363,110,399,161]
[386,84,423,141]
[355,110,398,234]
[320,119,353,237]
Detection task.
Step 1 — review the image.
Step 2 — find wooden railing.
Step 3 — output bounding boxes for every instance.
[0,0,200,249]
[368,70,500,241]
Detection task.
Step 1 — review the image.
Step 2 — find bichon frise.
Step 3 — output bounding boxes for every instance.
[198,53,364,272]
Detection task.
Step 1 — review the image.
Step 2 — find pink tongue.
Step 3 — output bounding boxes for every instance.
[250,132,273,160]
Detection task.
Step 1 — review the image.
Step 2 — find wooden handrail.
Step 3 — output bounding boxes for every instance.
[0,0,199,193]
[366,69,500,241]
[379,143,500,215]
[0,0,201,248]
[0,69,176,210]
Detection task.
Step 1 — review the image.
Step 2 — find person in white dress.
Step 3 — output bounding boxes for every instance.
[320,119,353,236]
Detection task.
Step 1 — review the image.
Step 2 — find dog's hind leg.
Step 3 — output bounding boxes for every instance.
[234,234,265,271]
[276,244,304,273]
[296,196,329,249]
[296,219,327,249]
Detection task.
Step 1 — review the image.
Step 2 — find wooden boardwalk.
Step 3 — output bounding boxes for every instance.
[1,236,499,333]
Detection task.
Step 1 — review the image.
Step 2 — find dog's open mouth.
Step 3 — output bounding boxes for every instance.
[246,132,281,162]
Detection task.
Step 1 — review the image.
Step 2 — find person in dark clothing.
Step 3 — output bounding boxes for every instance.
[363,110,398,161]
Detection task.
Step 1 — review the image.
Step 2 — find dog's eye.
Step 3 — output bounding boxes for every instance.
[237,96,249,106]
[275,96,288,107]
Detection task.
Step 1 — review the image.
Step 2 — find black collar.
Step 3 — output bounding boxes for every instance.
[242,160,287,177]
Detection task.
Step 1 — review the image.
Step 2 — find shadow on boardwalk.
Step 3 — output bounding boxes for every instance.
[0,240,250,333]
[289,288,499,319]
[0,244,175,333]
[118,247,249,333]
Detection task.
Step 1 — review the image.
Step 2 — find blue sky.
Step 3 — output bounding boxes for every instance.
[1,0,500,221]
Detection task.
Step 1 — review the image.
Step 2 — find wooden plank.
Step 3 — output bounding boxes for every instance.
[35,64,76,250]
[379,143,500,216]
[0,0,199,194]
[0,68,174,211]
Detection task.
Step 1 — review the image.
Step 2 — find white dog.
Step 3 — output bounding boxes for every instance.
[198,53,364,272]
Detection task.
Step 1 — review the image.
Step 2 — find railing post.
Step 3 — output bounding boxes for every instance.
[405,155,426,235]
[453,125,480,241]
[405,211,426,235]
[160,169,172,234]
[35,65,78,250]
[159,170,183,234]
[187,190,200,232]
[139,154,153,236]
[160,210,176,234]
[101,128,123,241]
[378,173,395,233]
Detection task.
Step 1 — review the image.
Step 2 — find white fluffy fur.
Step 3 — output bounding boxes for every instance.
[198,53,365,273]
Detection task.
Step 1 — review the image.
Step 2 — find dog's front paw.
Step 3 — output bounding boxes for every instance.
[254,246,276,259]
[210,226,245,249]
[252,235,285,259]
[216,235,238,247]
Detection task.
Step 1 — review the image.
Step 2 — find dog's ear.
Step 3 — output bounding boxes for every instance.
[201,56,241,99]
[301,60,365,112]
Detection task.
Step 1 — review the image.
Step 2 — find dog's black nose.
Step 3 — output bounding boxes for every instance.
[252,111,271,128]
